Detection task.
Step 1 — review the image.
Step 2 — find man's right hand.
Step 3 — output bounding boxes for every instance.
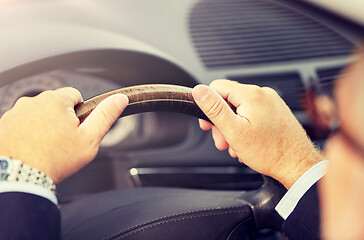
[192,80,323,189]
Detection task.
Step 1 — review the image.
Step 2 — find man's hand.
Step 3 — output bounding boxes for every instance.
[192,80,323,189]
[0,87,128,183]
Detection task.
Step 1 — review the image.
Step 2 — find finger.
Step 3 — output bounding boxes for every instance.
[211,126,229,151]
[228,147,238,158]
[199,119,213,131]
[53,87,83,106]
[79,94,129,143]
[209,80,254,104]
[210,80,262,121]
[192,84,243,140]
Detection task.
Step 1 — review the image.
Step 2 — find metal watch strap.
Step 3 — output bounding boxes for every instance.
[0,157,56,192]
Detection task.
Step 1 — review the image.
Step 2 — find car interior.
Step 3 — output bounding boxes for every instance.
[0,0,363,239]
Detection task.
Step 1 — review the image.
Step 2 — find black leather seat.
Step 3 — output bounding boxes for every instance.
[61,177,285,240]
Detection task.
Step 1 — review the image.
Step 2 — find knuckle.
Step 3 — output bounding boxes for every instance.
[38,90,62,105]
[210,79,223,87]
[247,85,276,102]
[253,85,263,92]
[37,91,58,104]
[230,80,240,85]
[59,86,76,92]
[247,84,262,94]
[38,90,53,98]
[249,85,264,98]
[210,79,238,88]
[62,86,75,91]
[206,100,224,119]
[15,96,31,105]
[64,87,81,96]
[69,86,81,93]
[261,86,278,96]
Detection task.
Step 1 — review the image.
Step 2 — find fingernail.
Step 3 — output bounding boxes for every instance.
[113,94,129,109]
[192,85,209,102]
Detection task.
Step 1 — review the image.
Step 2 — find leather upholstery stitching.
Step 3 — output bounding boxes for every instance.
[117,209,248,239]
[104,205,250,240]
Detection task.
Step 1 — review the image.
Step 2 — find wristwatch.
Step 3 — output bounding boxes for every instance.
[0,156,56,192]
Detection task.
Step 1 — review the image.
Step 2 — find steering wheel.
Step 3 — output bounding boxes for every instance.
[75,84,211,123]
[62,84,286,240]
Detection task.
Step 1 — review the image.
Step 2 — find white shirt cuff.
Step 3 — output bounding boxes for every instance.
[0,181,58,205]
[275,160,328,220]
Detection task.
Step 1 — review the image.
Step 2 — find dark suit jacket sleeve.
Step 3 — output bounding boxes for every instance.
[282,182,321,240]
[0,192,60,240]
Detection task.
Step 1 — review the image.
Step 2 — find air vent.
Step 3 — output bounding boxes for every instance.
[189,0,354,69]
[228,72,304,110]
[317,66,346,95]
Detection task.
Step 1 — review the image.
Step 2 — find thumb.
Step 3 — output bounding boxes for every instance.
[192,85,240,138]
[79,94,129,143]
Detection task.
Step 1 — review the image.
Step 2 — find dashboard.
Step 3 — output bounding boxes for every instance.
[0,0,363,205]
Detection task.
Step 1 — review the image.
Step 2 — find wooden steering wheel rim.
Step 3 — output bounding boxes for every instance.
[75,84,210,123]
